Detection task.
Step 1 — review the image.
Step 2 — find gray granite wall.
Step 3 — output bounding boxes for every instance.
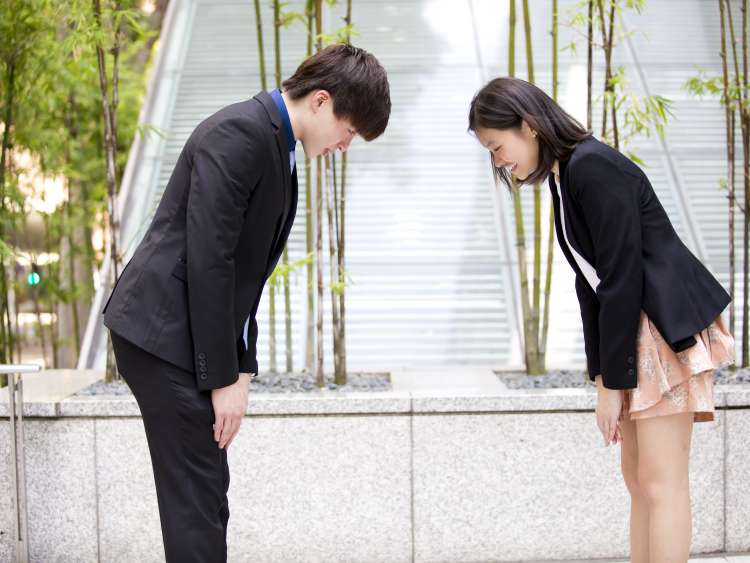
[1,390,748,562]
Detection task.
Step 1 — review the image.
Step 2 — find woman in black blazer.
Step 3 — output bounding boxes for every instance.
[468,77,735,562]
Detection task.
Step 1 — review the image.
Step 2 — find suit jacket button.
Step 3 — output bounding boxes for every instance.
[200,373,207,380]
[627,368,634,375]
[198,352,206,360]
[627,355,634,364]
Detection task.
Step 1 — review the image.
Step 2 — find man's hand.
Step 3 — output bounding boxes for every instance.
[595,374,624,447]
[211,373,251,450]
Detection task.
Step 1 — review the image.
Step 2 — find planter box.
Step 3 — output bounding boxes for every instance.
[1,371,749,562]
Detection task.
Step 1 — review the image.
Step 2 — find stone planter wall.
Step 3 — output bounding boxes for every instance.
[1,381,748,562]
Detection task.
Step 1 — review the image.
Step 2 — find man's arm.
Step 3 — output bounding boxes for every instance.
[237,315,259,377]
[186,117,266,390]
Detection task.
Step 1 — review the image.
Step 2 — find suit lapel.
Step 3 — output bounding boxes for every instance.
[253,91,294,273]
[253,90,292,211]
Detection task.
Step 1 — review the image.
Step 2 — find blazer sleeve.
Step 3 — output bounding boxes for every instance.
[570,151,643,390]
[186,117,265,390]
[237,316,259,375]
[574,275,601,381]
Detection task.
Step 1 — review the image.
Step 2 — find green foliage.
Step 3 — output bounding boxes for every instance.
[268,253,313,289]
[0,0,160,365]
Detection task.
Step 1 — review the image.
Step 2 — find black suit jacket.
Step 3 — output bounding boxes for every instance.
[549,135,731,389]
[102,91,298,390]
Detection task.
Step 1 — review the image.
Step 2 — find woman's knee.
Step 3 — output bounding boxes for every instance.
[636,460,690,506]
[634,413,693,505]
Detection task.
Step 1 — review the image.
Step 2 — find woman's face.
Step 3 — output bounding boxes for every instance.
[474,120,539,182]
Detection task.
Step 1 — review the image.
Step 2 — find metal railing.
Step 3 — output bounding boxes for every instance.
[2,363,42,563]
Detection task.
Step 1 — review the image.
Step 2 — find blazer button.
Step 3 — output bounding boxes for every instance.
[627,368,634,375]
[627,355,634,364]
[200,373,207,380]
[198,352,206,360]
[199,359,206,367]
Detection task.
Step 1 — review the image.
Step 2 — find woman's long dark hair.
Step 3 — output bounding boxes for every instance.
[468,77,592,192]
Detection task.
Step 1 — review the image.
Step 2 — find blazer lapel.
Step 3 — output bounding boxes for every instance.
[252,90,294,273]
[253,90,292,208]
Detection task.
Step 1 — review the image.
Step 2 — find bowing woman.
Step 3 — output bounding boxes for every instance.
[468,76,735,563]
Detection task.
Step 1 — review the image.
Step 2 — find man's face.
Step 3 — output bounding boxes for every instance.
[302,90,357,158]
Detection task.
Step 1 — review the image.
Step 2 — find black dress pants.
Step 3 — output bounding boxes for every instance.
[109,329,230,562]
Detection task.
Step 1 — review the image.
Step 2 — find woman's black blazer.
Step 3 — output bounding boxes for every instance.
[548,135,731,390]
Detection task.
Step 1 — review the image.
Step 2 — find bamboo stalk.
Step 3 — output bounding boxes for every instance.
[586,0,593,131]
[742,0,749,365]
[596,0,610,142]
[335,0,353,384]
[508,0,515,75]
[325,155,342,381]
[314,0,324,385]
[304,0,315,371]
[272,0,293,373]
[42,213,59,368]
[93,0,122,382]
[540,0,560,369]
[606,1,618,149]
[269,285,277,372]
[254,0,267,91]
[725,0,750,365]
[522,0,542,373]
[0,59,16,371]
[719,0,736,339]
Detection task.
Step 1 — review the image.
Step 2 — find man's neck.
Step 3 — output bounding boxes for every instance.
[280,90,301,143]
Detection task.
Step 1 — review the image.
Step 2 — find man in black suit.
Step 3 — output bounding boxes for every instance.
[101,44,390,562]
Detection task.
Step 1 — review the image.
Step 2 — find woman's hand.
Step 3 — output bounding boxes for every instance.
[211,373,251,450]
[595,374,624,446]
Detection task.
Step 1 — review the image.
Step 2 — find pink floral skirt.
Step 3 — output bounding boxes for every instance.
[621,310,736,423]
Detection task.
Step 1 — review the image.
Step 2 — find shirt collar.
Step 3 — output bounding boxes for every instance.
[270,88,297,153]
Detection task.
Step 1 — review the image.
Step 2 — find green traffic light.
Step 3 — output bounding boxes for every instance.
[27,272,40,286]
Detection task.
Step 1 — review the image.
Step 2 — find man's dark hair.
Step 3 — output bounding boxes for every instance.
[282,43,391,142]
[468,76,592,192]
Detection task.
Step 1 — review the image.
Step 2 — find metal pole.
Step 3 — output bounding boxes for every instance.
[2,364,41,563]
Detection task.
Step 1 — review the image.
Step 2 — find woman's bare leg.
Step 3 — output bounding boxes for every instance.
[619,416,649,563]
[636,412,694,563]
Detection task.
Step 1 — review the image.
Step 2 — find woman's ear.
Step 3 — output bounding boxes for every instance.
[521,119,537,138]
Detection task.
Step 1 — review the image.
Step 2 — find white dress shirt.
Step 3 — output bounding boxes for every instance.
[552,172,601,292]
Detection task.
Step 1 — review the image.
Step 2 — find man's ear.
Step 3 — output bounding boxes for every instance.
[310,89,331,114]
